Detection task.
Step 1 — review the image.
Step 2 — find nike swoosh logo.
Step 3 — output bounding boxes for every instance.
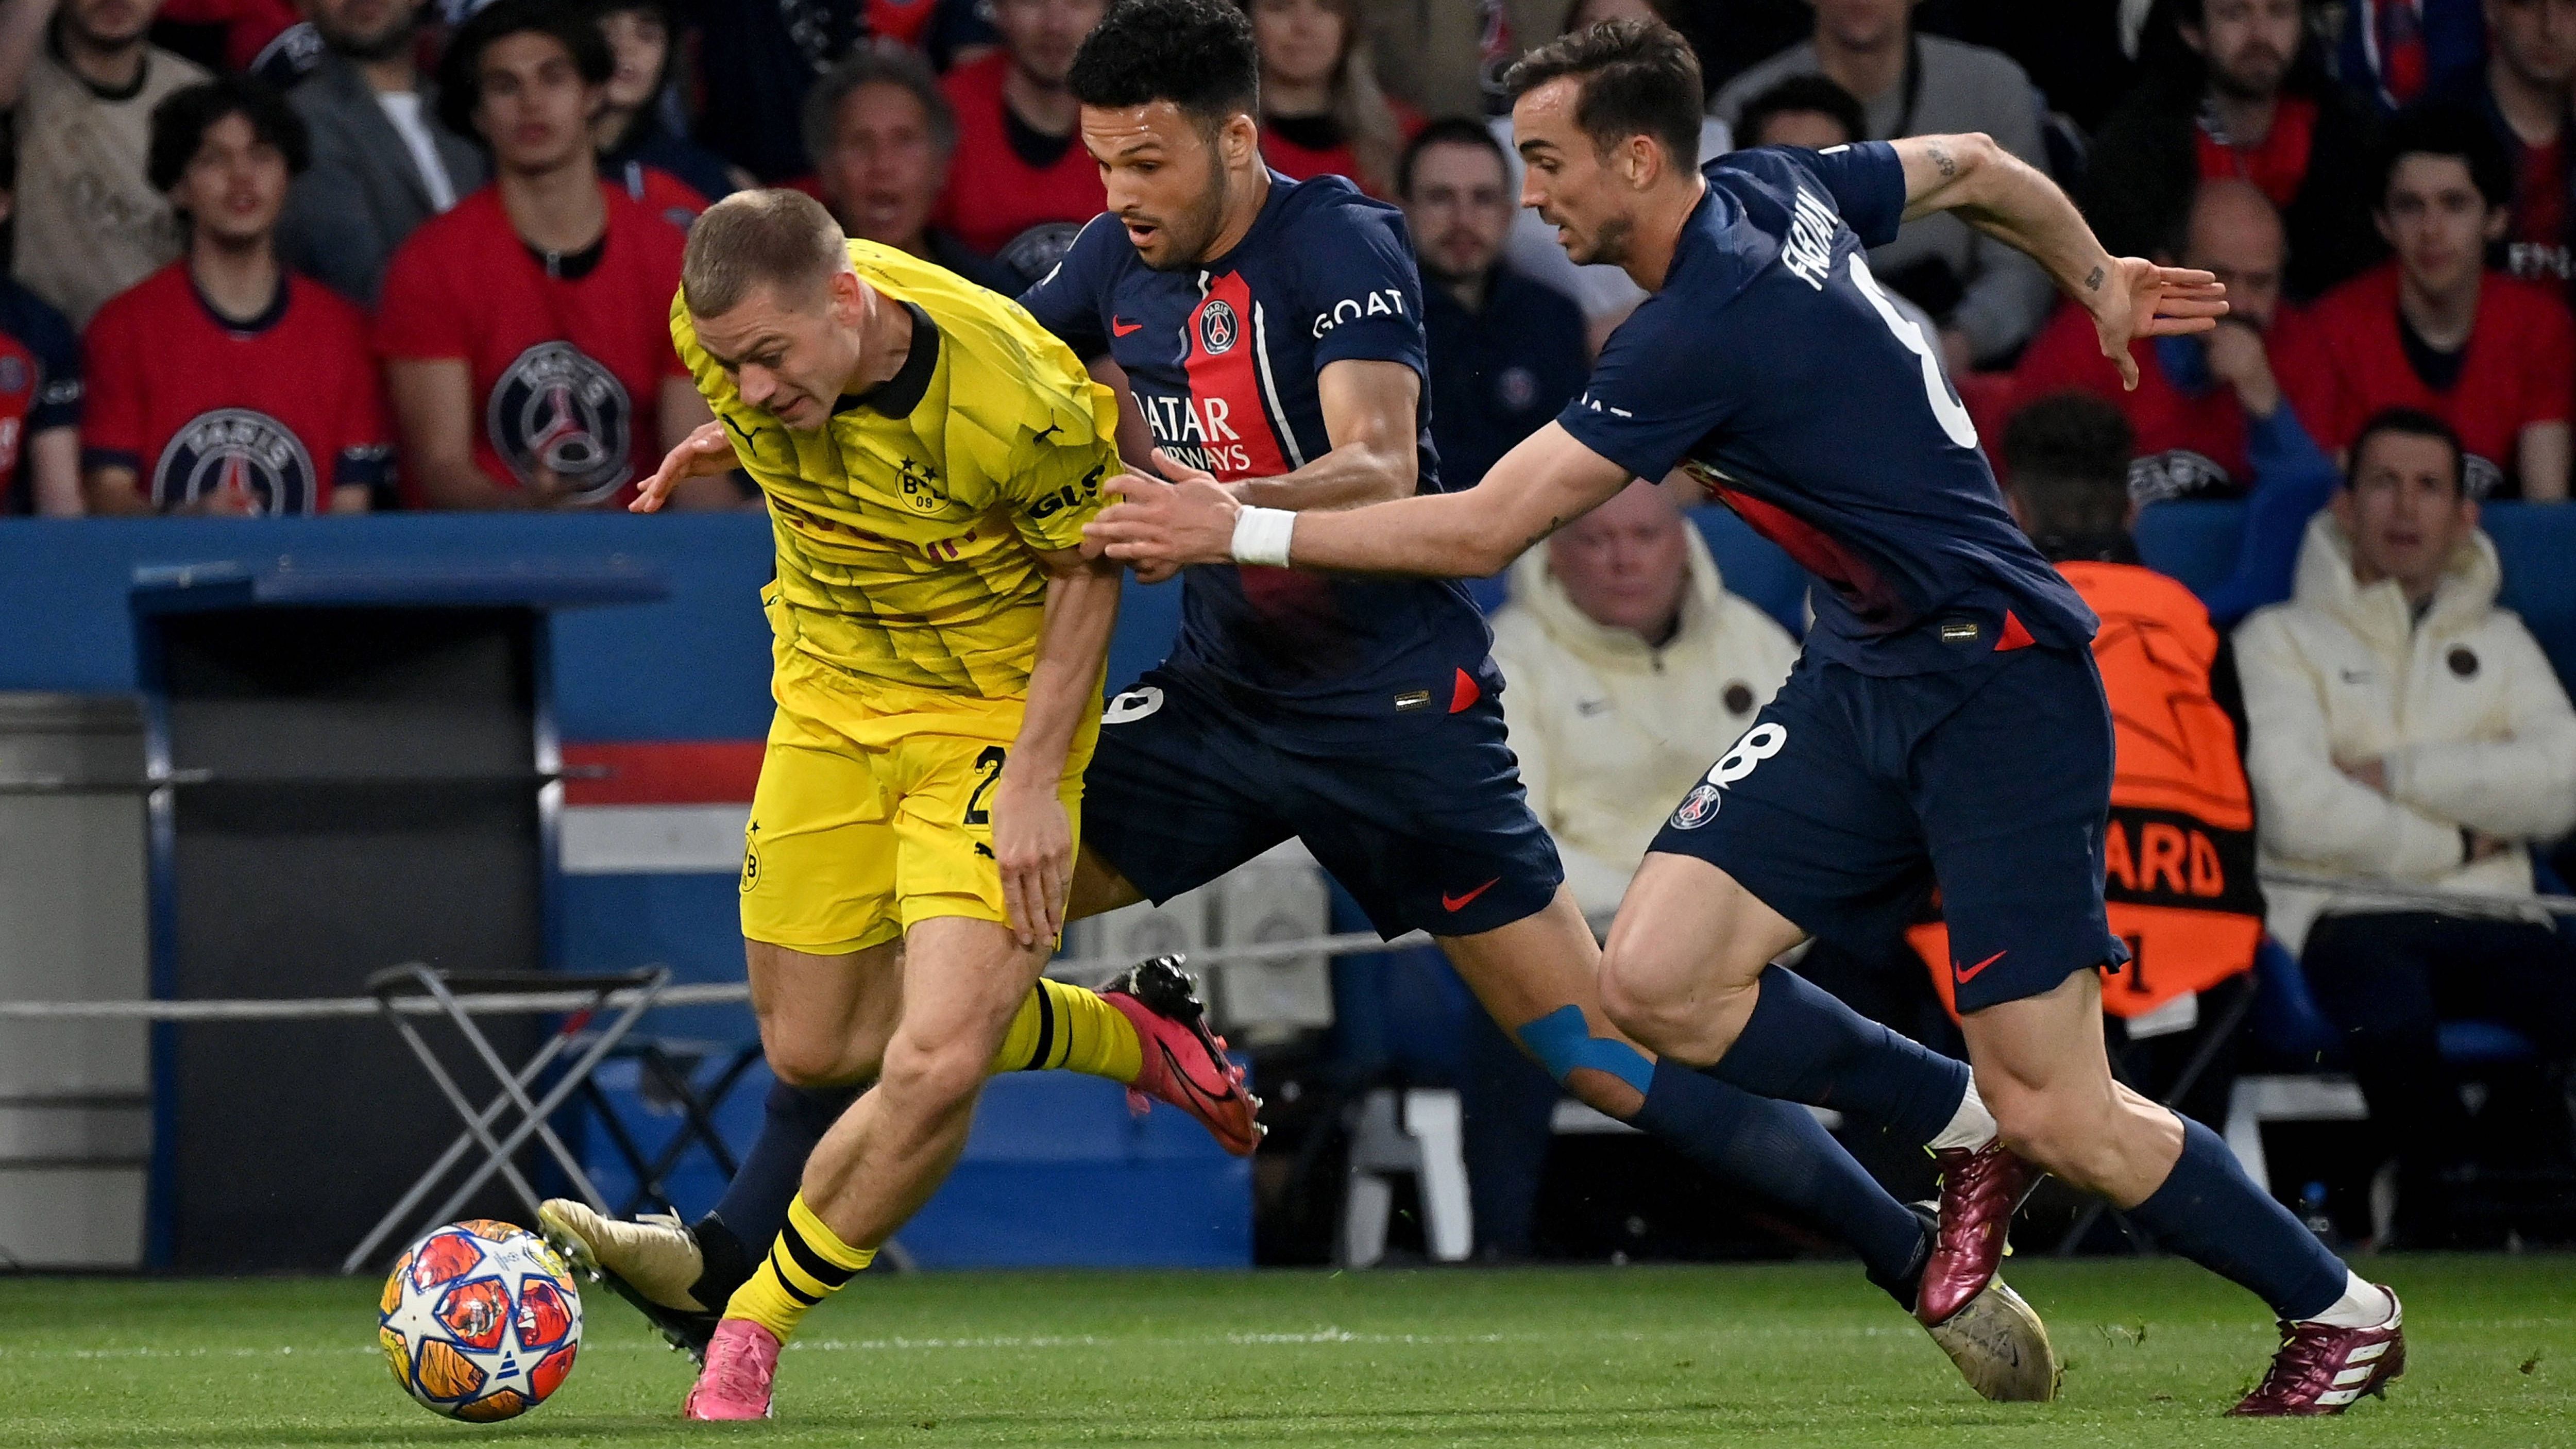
[1112,317,1144,336]
[1954,950,2006,984]
[1442,878,1501,913]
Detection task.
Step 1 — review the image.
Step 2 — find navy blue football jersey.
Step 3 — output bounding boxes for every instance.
[1557,142,2096,675]
[1019,173,1494,720]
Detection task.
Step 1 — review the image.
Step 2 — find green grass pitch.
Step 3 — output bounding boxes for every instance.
[2,1256,2570,1447]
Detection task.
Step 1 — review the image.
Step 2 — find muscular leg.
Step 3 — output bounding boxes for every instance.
[1440,887,1929,1303]
[725,916,1053,1341]
[1601,854,1986,1152]
[689,939,904,1302]
[1965,970,2358,1323]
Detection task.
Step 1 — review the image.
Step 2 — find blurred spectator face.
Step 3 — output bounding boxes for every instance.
[993,0,1105,88]
[2378,153,2507,297]
[2335,429,2476,597]
[1248,0,1345,92]
[1084,100,1242,268]
[302,0,413,58]
[597,6,668,114]
[1812,0,1912,52]
[1748,108,1853,149]
[2182,180,2284,329]
[474,31,601,174]
[2489,0,2576,90]
[1549,478,1692,639]
[1403,140,1512,281]
[820,81,946,250]
[2183,0,2301,101]
[62,0,159,49]
[1513,76,1647,267]
[171,110,291,249]
[1564,0,1661,29]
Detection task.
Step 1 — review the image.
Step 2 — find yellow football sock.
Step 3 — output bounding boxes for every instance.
[987,977,1142,1084]
[722,1193,874,1343]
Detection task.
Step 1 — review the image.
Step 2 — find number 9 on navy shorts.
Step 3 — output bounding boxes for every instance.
[1082,668,1565,939]
[1650,645,2129,1014]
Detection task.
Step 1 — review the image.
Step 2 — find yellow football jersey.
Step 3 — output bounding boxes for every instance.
[673,241,1120,702]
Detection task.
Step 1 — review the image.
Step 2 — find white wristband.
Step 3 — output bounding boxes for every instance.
[1230,506,1296,568]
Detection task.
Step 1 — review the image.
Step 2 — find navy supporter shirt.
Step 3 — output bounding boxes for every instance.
[1558,142,2096,676]
[1020,172,1495,722]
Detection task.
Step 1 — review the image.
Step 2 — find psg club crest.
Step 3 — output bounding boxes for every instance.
[1198,298,1240,356]
[152,407,316,515]
[1668,782,1722,831]
[488,342,632,504]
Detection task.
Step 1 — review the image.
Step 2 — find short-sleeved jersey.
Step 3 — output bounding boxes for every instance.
[1558,143,2095,676]
[674,240,1121,702]
[83,264,388,514]
[377,183,688,508]
[0,275,79,513]
[1019,172,1493,719]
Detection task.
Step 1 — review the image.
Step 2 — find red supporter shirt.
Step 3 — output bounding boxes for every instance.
[83,264,388,514]
[2012,299,2316,490]
[2280,262,2574,494]
[2195,95,2317,211]
[376,183,689,508]
[932,53,1105,258]
[1258,106,1421,198]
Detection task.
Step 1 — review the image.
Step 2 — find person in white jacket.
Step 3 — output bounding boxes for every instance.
[2235,406,2576,1243]
[1491,477,1802,920]
[1461,477,1799,1258]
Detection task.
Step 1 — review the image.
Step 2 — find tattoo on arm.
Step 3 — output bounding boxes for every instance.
[1929,142,1956,179]
[1517,516,1566,554]
[2085,265,2106,291]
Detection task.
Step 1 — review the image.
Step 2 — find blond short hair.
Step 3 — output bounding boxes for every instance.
[681,189,849,319]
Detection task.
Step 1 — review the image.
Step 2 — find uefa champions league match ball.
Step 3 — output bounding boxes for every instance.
[378,1220,584,1422]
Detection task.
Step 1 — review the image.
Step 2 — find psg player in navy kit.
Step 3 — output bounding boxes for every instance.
[1094,19,2405,1418]
[1033,0,2052,1397]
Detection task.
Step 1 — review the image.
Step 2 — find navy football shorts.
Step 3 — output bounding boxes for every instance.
[1082,668,1564,939]
[1649,644,2128,1014]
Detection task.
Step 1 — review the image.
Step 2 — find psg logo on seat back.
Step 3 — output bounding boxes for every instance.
[488,341,633,503]
[152,408,318,515]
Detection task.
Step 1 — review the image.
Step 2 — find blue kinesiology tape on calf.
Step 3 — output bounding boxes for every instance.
[1516,1004,1656,1095]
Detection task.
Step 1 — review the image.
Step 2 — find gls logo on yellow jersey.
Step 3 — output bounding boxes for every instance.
[1025,463,1106,521]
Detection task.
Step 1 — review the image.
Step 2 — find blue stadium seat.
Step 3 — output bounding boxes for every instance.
[2250,933,2537,1070]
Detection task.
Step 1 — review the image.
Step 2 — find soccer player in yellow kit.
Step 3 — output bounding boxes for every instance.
[552,190,1256,1420]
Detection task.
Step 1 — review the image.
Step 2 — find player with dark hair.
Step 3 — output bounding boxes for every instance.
[1092,16,2408,1417]
[547,0,2059,1412]
[1036,0,2046,1393]
[379,0,723,510]
[84,76,386,514]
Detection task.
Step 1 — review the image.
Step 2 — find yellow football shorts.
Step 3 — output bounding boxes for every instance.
[739,648,1099,956]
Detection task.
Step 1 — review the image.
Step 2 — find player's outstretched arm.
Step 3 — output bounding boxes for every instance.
[1890,132,2228,391]
[1086,421,1632,581]
[995,545,1123,948]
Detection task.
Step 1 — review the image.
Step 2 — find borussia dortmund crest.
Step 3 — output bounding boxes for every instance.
[897,454,947,514]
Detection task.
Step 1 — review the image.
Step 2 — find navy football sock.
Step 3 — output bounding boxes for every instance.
[689,1079,863,1308]
[1629,1057,1929,1305]
[1702,965,1970,1149]
[2124,1118,2347,1321]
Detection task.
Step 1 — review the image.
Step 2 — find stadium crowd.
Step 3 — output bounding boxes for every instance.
[2,0,2571,1251]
